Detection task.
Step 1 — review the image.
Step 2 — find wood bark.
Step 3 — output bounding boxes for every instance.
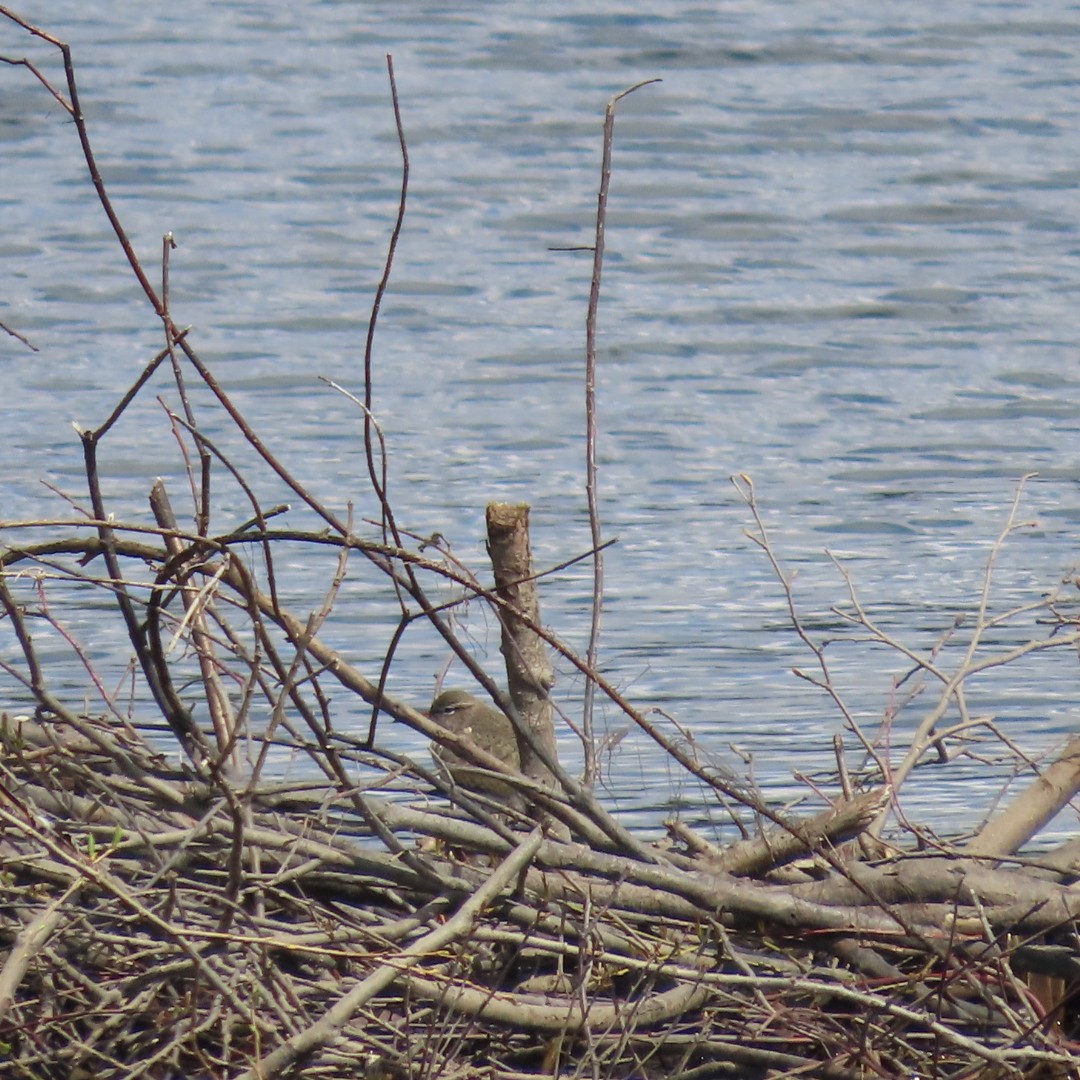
[966,731,1080,858]
[485,501,559,791]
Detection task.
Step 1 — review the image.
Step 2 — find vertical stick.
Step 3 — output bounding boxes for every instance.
[485,501,558,791]
[582,78,660,783]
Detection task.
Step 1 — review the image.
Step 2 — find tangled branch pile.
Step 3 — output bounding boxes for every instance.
[4,9,1080,1078]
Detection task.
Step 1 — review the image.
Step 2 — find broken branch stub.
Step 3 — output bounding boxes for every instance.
[485,501,558,790]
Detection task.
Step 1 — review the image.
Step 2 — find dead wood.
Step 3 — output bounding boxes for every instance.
[967,731,1080,859]
[2,15,1080,1078]
[3,708,1080,1077]
[485,501,559,793]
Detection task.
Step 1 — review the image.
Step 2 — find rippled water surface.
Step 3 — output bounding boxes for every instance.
[4,1,1080,839]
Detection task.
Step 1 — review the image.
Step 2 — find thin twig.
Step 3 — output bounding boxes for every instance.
[581,78,660,785]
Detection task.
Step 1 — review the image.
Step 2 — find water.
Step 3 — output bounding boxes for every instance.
[3,1,1080,841]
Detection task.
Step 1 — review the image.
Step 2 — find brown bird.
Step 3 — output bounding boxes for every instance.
[428,688,521,803]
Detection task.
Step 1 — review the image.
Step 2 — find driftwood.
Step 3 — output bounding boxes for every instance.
[485,502,558,791]
[3,10,1080,1078]
[4,704,1080,1078]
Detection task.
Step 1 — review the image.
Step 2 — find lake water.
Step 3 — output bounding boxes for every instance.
[4,1,1080,841]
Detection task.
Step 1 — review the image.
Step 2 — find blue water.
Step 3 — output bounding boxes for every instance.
[3,1,1080,840]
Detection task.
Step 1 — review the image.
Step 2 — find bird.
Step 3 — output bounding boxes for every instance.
[427,688,521,804]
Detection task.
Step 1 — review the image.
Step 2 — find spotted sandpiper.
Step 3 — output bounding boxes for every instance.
[428,688,520,802]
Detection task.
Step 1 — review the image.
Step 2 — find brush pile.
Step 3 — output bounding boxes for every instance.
[3,8,1080,1077]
